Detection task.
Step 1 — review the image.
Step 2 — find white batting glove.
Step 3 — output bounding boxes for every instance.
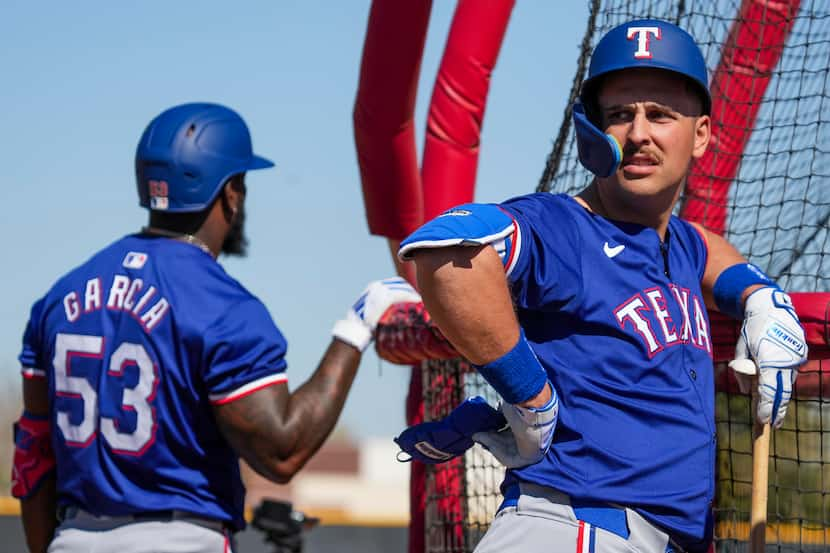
[332,277,422,352]
[473,382,558,468]
[728,286,807,428]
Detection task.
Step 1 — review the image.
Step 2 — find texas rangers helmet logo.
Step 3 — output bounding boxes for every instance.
[627,26,661,59]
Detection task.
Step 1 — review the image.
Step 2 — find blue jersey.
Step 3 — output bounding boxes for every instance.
[19,234,288,530]
[500,194,714,552]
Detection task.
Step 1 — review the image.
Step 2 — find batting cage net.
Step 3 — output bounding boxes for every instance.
[377,1,830,552]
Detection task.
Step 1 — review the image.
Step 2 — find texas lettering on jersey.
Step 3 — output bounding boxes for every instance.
[497,193,716,551]
[62,274,171,332]
[615,284,711,358]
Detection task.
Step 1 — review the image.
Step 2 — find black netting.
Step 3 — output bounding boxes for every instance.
[422,362,503,553]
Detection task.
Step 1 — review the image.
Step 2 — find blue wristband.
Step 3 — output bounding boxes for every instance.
[712,263,776,319]
[473,331,548,405]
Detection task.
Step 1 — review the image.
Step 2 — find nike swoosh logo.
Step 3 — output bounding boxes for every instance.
[603,242,625,258]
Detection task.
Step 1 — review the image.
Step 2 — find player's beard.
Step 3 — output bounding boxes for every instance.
[222,202,248,257]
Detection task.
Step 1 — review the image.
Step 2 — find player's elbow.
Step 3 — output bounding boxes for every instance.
[264,468,294,485]
[230,439,304,485]
[261,456,306,485]
[241,455,297,485]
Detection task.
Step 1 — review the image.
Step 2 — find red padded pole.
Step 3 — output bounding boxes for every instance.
[353,5,433,552]
[353,0,432,241]
[422,0,515,221]
[354,4,514,552]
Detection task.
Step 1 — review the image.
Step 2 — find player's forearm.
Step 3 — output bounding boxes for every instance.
[20,474,57,553]
[19,377,56,552]
[414,245,519,364]
[697,225,751,310]
[701,230,776,316]
[217,277,418,482]
[274,339,360,476]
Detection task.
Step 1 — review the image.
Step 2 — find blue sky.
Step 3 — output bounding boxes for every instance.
[1,1,588,439]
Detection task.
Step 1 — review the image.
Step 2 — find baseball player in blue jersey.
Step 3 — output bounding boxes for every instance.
[392,20,808,553]
[12,102,421,553]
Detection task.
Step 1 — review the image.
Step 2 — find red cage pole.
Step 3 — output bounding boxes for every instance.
[353,2,514,552]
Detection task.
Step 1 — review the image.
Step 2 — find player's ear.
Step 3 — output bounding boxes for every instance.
[692,114,711,159]
[220,176,243,223]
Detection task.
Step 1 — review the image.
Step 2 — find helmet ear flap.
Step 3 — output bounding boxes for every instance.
[572,102,622,177]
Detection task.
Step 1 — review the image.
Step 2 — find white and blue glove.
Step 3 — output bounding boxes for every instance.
[474,382,559,468]
[729,286,807,428]
[394,387,559,468]
[394,397,507,463]
[332,277,422,352]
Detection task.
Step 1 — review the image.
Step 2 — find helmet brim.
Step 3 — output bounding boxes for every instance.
[248,154,275,170]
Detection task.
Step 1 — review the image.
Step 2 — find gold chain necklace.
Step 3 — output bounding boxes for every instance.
[141,226,212,256]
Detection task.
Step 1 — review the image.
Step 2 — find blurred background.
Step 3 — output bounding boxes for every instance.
[0,1,587,549]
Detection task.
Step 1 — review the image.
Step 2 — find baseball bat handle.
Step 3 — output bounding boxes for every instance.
[749,383,770,553]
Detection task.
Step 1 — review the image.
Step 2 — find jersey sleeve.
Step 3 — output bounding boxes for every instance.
[19,297,47,379]
[499,194,583,311]
[201,298,288,405]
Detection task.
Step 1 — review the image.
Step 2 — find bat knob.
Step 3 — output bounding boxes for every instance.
[728,358,757,376]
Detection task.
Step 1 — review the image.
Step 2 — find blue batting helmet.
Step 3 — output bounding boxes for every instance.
[573,19,711,177]
[581,19,710,113]
[136,103,274,212]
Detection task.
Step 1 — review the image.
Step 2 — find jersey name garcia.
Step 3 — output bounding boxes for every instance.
[59,272,171,333]
[19,234,288,530]
[500,194,714,552]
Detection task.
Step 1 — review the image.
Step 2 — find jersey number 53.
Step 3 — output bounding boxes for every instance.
[53,332,158,455]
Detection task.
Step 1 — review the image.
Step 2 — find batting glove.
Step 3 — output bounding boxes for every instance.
[332,277,422,352]
[394,397,507,464]
[728,286,807,428]
[474,381,559,468]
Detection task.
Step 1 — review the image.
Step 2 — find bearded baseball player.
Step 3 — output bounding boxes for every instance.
[393,19,808,553]
[12,102,421,553]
